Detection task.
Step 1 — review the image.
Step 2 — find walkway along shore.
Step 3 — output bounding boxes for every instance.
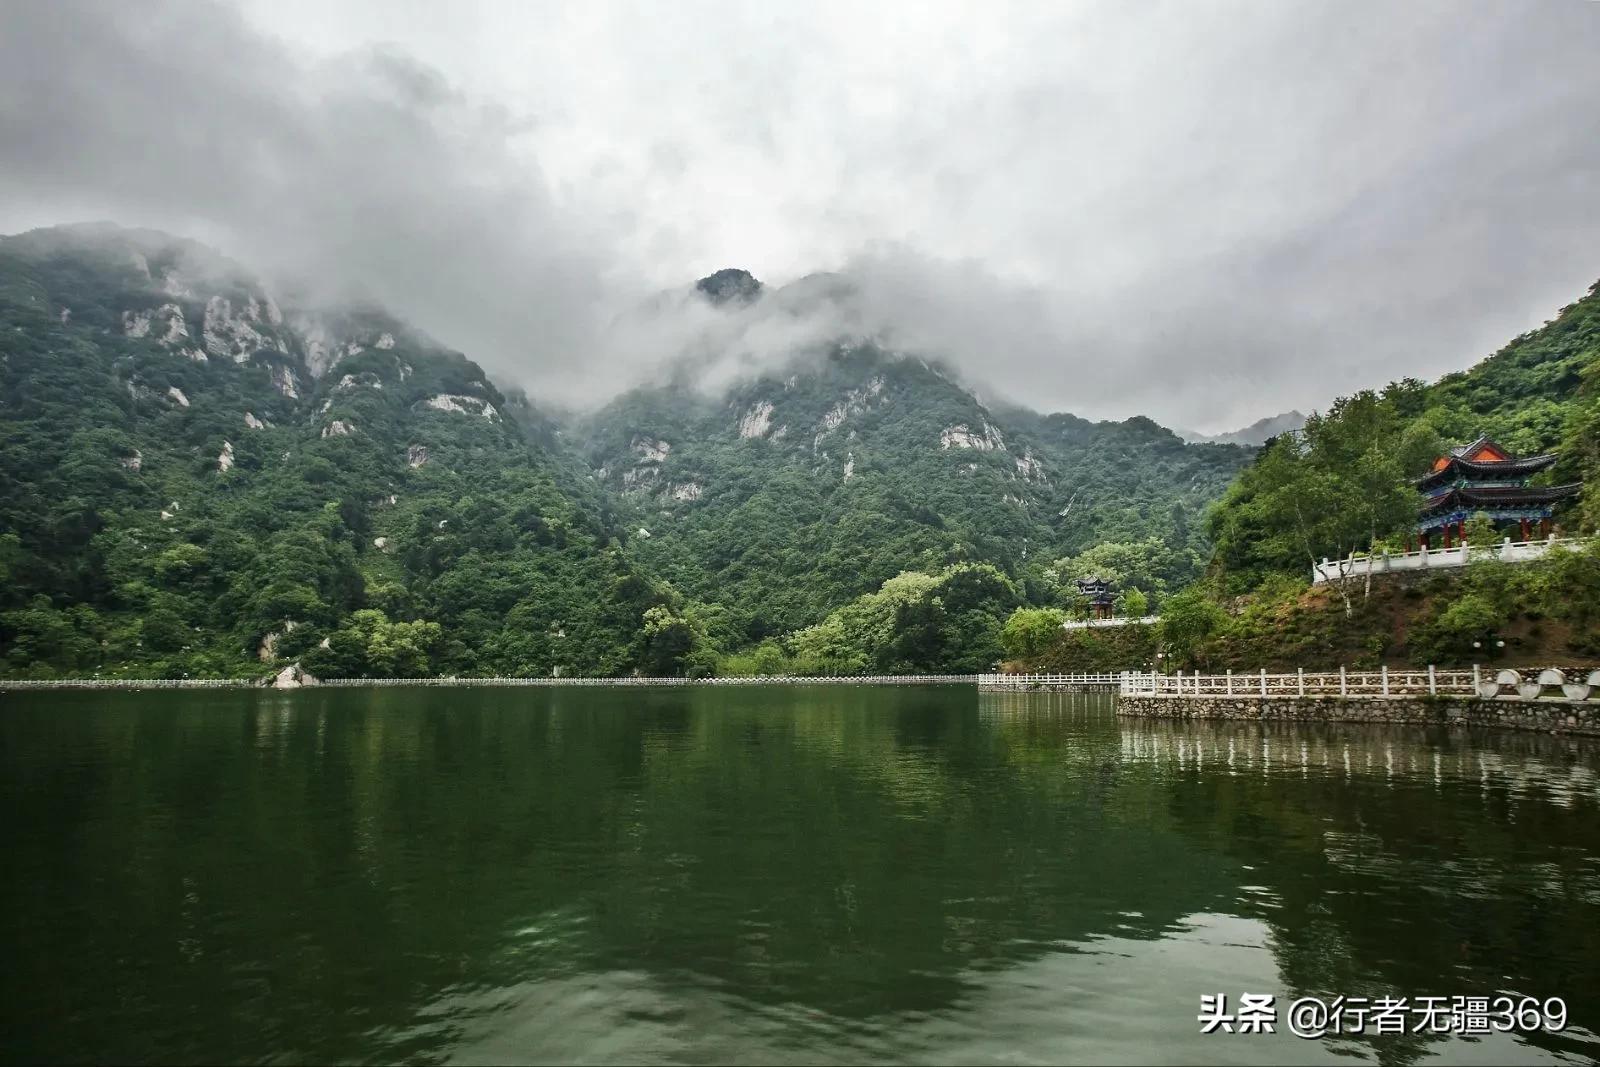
[1117,666,1600,737]
[6,668,1597,737]
[0,671,1125,692]
[0,673,989,691]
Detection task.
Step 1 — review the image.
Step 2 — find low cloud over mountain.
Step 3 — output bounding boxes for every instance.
[3,1,1598,432]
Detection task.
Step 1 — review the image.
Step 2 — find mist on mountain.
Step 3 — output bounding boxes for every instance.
[5,1,1598,431]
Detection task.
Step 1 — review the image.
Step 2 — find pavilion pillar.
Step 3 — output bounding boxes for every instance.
[1541,517,1552,539]
[1458,520,1468,544]
[1443,526,1453,549]
[1520,518,1531,542]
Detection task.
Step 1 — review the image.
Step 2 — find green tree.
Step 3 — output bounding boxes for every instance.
[640,605,702,676]
[1463,512,1500,555]
[1414,594,1504,663]
[999,607,1066,661]
[1156,588,1228,669]
[788,615,867,675]
[1051,539,1178,603]
[1229,393,1425,615]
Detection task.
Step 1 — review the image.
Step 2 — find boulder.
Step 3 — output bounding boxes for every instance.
[271,662,318,689]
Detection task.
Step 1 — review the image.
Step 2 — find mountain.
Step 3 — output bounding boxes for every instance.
[0,235,1255,677]
[695,267,763,306]
[1181,410,1306,446]
[0,224,674,678]
[570,279,1253,644]
[1012,277,1600,674]
[1206,277,1600,592]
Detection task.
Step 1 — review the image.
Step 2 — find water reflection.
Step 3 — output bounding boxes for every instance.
[1117,716,1600,807]
[3,688,1600,1064]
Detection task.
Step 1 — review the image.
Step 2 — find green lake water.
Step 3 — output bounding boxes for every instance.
[4,686,1600,1064]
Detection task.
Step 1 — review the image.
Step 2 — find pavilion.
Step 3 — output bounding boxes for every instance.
[1075,576,1116,620]
[1412,435,1581,549]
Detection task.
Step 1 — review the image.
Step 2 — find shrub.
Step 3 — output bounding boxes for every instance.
[1412,593,1505,663]
[1157,588,1230,669]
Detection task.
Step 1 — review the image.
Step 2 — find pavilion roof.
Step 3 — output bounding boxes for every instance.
[1448,433,1496,458]
[1415,451,1560,489]
[1420,482,1581,514]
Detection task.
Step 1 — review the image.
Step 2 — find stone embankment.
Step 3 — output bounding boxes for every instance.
[1118,695,1600,737]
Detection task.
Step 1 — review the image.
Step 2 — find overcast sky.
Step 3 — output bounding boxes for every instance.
[2,0,1597,432]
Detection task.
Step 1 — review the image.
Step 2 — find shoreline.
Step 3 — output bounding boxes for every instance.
[0,674,986,692]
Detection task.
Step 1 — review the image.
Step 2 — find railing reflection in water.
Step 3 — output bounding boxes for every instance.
[979,690,1600,809]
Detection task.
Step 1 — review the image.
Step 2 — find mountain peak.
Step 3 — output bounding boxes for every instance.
[2,222,253,290]
[695,268,762,306]
[1180,410,1307,447]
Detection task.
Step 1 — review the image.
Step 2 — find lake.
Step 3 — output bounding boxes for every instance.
[4,686,1600,1064]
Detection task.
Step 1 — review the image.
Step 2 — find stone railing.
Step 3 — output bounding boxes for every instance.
[1122,666,1481,698]
[0,677,252,690]
[1059,615,1160,631]
[977,672,1129,691]
[1310,535,1588,585]
[0,674,994,691]
[1121,666,1600,703]
[1116,665,1600,736]
[316,674,981,688]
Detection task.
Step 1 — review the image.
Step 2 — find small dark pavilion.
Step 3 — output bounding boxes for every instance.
[1413,435,1581,549]
[1075,576,1116,620]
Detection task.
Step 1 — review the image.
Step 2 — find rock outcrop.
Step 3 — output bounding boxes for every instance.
[421,393,498,420]
[738,400,775,439]
[270,662,318,689]
[940,421,1006,451]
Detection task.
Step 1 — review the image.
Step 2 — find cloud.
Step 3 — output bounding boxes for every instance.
[2,0,1598,432]
[0,0,627,397]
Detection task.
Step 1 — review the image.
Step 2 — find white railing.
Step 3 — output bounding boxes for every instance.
[0,677,251,690]
[1311,536,1586,585]
[316,674,981,687]
[1060,615,1160,631]
[1120,666,1479,698]
[0,674,988,691]
[977,672,1129,689]
[1122,666,1600,702]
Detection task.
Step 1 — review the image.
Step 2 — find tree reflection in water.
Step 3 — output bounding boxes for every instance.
[2,687,1598,1064]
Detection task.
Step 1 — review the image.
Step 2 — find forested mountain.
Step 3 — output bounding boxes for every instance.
[7,226,1594,679]
[0,230,1250,677]
[0,224,677,678]
[570,308,1251,645]
[1002,279,1600,676]
[1207,278,1600,592]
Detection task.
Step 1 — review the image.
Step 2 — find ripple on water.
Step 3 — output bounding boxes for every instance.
[6,688,1600,1064]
